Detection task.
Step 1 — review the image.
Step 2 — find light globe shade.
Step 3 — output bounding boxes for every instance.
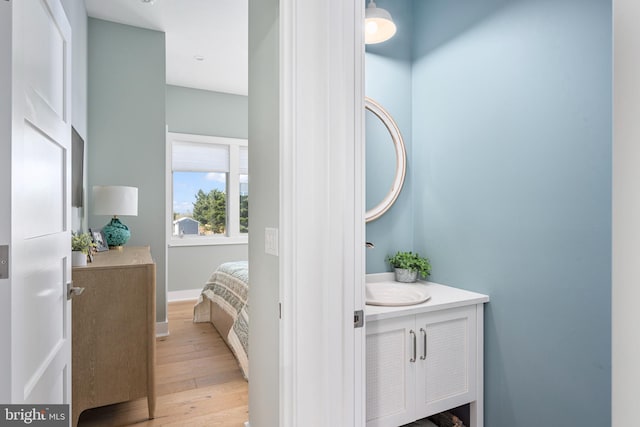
[93,185,138,216]
[365,1,397,44]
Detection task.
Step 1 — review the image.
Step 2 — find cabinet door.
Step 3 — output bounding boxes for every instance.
[366,316,416,427]
[415,305,477,418]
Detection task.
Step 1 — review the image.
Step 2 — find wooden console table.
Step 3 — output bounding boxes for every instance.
[71,246,156,426]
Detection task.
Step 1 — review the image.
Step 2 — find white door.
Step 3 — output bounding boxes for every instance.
[10,0,72,405]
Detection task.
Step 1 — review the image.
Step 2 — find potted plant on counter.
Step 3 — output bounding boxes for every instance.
[71,232,95,267]
[386,251,431,283]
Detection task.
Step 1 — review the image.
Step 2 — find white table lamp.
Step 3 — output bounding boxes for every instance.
[93,185,138,247]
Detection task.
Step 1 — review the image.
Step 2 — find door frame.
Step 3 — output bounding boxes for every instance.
[0,0,367,420]
[613,0,640,422]
[0,0,12,404]
[278,0,365,425]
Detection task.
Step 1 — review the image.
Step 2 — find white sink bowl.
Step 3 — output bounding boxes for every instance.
[365,281,431,306]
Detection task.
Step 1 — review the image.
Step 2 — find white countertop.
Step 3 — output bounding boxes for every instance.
[365,273,490,322]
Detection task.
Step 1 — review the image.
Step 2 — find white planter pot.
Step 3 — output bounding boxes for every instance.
[394,268,418,283]
[72,251,87,267]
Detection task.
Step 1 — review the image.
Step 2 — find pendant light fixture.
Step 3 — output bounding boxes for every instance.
[365,0,397,44]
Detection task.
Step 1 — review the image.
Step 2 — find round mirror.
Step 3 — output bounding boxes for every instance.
[365,97,407,222]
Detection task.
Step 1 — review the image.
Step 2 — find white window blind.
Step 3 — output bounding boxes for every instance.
[240,146,248,174]
[172,141,229,172]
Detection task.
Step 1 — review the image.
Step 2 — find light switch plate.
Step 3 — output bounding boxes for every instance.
[264,227,278,256]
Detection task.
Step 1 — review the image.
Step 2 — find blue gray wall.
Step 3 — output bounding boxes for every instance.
[88,18,167,323]
[367,0,611,425]
[166,85,248,137]
[248,0,280,423]
[365,0,414,273]
[166,85,249,293]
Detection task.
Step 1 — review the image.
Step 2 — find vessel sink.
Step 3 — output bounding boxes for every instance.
[365,281,431,306]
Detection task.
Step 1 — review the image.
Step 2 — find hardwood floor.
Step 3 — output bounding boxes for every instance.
[77,300,249,427]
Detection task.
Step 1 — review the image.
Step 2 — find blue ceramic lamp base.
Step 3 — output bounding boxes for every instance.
[102,217,131,247]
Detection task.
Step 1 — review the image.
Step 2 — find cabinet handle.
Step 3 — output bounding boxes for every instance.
[420,328,426,360]
[409,330,416,363]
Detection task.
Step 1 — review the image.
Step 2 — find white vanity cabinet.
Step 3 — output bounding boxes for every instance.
[366,315,417,427]
[414,306,477,418]
[365,276,489,427]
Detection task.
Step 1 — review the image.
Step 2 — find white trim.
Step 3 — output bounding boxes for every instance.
[169,132,247,147]
[164,125,171,340]
[167,289,200,302]
[0,0,12,403]
[354,0,367,423]
[613,1,640,422]
[228,143,241,236]
[279,1,295,422]
[471,304,485,427]
[166,131,249,246]
[155,321,169,338]
[279,0,363,424]
[168,235,247,247]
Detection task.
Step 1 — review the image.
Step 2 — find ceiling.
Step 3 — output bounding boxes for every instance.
[85,0,248,96]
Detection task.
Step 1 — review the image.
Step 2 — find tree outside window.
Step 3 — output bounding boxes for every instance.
[169,133,248,244]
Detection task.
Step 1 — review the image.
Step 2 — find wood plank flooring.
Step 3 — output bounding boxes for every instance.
[77,300,249,427]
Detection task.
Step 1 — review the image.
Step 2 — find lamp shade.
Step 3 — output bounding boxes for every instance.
[365,0,397,44]
[93,186,138,216]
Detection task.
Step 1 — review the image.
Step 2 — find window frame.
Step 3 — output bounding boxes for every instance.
[166,131,248,247]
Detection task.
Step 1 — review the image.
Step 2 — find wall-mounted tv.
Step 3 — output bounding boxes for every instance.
[71,126,84,208]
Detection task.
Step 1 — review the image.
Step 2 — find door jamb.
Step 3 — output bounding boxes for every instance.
[278,0,365,425]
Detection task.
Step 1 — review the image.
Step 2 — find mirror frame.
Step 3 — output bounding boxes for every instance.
[365,97,407,222]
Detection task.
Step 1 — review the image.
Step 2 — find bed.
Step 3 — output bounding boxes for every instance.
[193,261,249,379]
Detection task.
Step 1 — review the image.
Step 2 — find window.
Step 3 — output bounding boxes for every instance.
[167,132,248,246]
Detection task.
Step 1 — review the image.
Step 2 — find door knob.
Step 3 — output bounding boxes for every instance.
[67,281,85,300]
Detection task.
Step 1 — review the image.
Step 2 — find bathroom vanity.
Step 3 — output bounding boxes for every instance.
[365,274,489,427]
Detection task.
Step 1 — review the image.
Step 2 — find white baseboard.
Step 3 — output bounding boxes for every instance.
[156,321,169,338]
[244,422,250,427]
[168,288,201,302]
[158,290,200,337]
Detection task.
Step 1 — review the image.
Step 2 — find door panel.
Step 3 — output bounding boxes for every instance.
[28,367,66,404]
[11,0,72,405]
[366,317,415,427]
[23,0,66,119]
[424,317,468,402]
[23,251,65,382]
[23,124,65,238]
[415,306,477,417]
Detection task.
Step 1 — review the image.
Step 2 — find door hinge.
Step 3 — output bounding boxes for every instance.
[354,309,364,328]
[0,245,8,279]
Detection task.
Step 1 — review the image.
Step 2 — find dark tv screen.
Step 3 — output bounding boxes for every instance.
[71,126,84,208]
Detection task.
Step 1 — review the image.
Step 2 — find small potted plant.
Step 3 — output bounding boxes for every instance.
[71,232,95,267]
[386,251,431,283]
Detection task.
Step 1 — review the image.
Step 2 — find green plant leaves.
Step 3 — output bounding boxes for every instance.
[71,232,96,254]
[385,251,432,279]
